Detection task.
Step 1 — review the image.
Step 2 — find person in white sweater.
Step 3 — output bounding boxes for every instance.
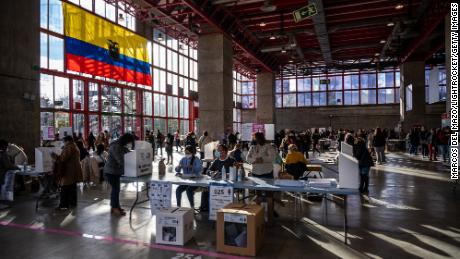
[246,132,276,178]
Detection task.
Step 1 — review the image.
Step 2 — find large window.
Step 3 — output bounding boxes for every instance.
[275,69,400,108]
[40,1,197,140]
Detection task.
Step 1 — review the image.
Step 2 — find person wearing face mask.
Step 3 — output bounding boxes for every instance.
[175,146,203,209]
[208,144,236,178]
[103,133,135,216]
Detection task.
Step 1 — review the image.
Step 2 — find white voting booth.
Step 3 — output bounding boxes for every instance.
[124,141,153,177]
[204,141,220,160]
[341,142,354,156]
[338,153,360,189]
[35,147,61,172]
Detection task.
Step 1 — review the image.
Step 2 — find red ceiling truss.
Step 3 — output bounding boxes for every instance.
[117,0,449,74]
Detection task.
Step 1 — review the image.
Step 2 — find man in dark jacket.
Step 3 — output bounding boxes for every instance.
[354,137,374,193]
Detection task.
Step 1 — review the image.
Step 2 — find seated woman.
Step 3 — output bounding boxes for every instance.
[284,144,309,180]
[175,146,202,209]
[228,142,243,163]
[208,144,236,178]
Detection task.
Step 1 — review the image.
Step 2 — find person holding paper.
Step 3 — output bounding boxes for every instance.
[246,132,276,178]
[175,146,202,209]
[103,133,135,216]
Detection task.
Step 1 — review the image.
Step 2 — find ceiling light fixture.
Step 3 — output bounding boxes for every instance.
[380,39,386,44]
[118,13,124,21]
[387,21,395,27]
[259,22,266,27]
[395,3,404,10]
[269,34,276,40]
[157,33,164,41]
[375,53,380,56]
[288,60,293,63]
[281,48,286,53]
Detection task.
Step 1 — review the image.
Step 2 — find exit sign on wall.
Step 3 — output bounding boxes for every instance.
[293,3,317,23]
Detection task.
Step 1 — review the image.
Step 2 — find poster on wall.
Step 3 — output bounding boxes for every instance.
[241,123,253,141]
[209,183,234,220]
[264,124,275,141]
[41,126,55,141]
[252,123,265,134]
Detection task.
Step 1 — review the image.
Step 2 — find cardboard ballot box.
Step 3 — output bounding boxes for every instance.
[124,141,153,177]
[217,203,265,256]
[155,207,194,246]
[35,147,61,172]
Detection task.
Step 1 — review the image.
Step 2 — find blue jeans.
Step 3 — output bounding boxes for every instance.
[176,185,197,208]
[438,145,448,161]
[359,167,370,193]
[105,174,121,209]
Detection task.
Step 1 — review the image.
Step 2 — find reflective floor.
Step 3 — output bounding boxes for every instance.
[0,150,459,259]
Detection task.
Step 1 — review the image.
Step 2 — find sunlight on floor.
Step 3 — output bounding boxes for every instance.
[375,166,450,182]
[362,195,421,210]
[399,227,460,258]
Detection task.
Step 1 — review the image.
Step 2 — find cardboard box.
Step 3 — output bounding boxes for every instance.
[217,203,265,256]
[155,207,194,246]
[124,141,153,177]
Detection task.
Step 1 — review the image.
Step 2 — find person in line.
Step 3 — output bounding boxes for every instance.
[312,128,321,156]
[174,130,182,152]
[51,136,83,210]
[0,140,19,202]
[198,131,212,159]
[156,129,164,157]
[185,132,197,150]
[87,132,96,152]
[103,133,135,216]
[409,128,420,155]
[284,144,309,180]
[420,126,429,158]
[373,127,386,164]
[246,132,277,178]
[6,142,28,192]
[437,127,450,162]
[367,130,375,157]
[175,146,202,209]
[93,144,108,184]
[353,136,374,193]
[165,133,174,165]
[146,130,156,157]
[76,140,89,161]
[428,128,438,161]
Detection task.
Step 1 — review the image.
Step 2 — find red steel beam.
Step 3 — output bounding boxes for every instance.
[181,0,276,71]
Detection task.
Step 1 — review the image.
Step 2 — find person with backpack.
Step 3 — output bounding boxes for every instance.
[373,127,386,164]
[174,130,182,152]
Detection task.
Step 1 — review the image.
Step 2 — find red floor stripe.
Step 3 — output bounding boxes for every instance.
[0,221,249,259]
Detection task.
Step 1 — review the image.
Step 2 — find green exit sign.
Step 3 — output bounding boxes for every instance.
[320,79,330,84]
[293,3,317,23]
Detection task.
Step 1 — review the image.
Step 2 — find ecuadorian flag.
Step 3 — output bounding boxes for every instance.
[63,2,152,86]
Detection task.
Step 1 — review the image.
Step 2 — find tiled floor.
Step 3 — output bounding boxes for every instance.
[0,149,459,259]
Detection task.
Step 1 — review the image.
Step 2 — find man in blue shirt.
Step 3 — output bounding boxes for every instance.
[175,145,202,209]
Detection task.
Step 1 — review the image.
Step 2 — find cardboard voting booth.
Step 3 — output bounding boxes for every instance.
[203,141,219,161]
[341,142,354,156]
[338,153,360,189]
[217,203,265,256]
[124,141,153,177]
[155,207,194,246]
[35,147,61,172]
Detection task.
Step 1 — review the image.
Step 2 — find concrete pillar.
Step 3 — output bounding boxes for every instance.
[0,0,40,160]
[197,34,233,140]
[256,72,275,124]
[400,61,426,130]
